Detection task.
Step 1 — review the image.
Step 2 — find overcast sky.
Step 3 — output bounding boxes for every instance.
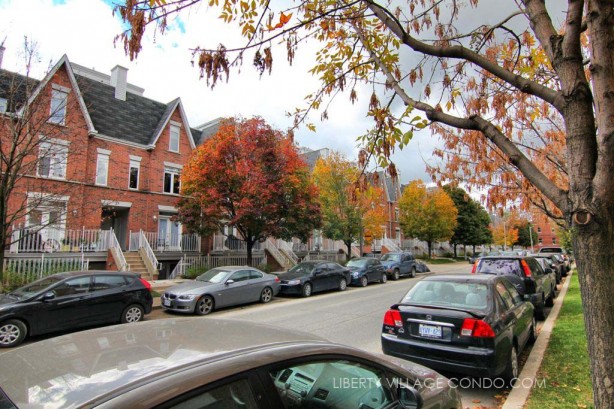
[0,0,446,184]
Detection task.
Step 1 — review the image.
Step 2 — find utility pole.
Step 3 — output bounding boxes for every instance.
[529,223,534,252]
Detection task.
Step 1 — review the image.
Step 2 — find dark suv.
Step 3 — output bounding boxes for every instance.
[380,252,422,280]
[472,256,556,319]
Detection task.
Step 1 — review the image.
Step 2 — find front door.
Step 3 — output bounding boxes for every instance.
[101,208,129,250]
[27,202,66,252]
[158,217,181,250]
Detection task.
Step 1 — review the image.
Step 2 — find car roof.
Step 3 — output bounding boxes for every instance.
[421,274,497,283]
[0,318,336,408]
[209,265,257,271]
[49,270,138,279]
[478,255,530,260]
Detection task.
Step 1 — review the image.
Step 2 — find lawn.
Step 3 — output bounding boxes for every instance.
[525,272,594,409]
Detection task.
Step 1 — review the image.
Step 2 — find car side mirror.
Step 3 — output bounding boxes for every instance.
[41,291,55,301]
[313,269,322,275]
[226,279,235,285]
[398,384,423,409]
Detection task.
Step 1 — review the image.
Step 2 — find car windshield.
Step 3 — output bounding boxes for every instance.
[347,259,368,268]
[287,262,317,274]
[196,269,230,283]
[380,254,400,262]
[477,259,523,277]
[540,248,562,253]
[10,275,64,298]
[402,281,490,310]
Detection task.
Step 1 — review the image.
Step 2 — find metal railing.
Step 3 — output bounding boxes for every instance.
[109,229,129,271]
[139,230,160,271]
[276,239,298,265]
[129,231,201,253]
[265,238,292,268]
[169,254,268,278]
[2,255,90,288]
[383,238,402,252]
[212,233,263,252]
[169,254,186,279]
[9,226,112,254]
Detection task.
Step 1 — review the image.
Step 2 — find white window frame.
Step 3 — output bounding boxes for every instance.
[163,167,181,195]
[169,123,180,153]
[0,97,7,113]
[95,149,111,186]
[129,156,141,190]
[38,139,69,180]
[49,85,69,125]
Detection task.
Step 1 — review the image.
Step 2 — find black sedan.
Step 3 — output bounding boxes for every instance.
[381,274,535,384]
[0,271,153,348]
[278,261,351,297]
[346,257,387,286]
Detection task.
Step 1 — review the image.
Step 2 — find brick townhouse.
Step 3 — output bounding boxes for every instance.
[1,52,211,277]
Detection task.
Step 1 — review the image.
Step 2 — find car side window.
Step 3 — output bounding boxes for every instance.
[53,277,90,297]
[248,270,263,280]
[495,281,515,310]
[501,280,524,305]
[165,378,258,409]
[269,360,393,409]
[528,259,544,277]
[229,270,251,282]
[91,275,128,291]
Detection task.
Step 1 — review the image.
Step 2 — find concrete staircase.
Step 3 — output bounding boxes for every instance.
[124,252,158,280]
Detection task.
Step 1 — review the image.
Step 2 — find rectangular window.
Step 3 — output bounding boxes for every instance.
[49,88,68,125]
[129,162,140,189]
[38,141,68,179]
[96,153,110,186]
[169,124,180,153]
[0,97,7,113]
[163,168,180,194]
[552,237,557,244]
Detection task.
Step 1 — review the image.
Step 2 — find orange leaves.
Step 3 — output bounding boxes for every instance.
[267,12,292,31]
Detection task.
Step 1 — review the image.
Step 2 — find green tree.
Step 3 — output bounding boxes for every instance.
[444,185,492,257]
[179,117,321,265]
[515,220,538,249]
[399,181,457,258]
[117,1,614,405]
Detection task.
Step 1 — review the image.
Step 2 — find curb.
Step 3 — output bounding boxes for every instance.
[501,270,574,409]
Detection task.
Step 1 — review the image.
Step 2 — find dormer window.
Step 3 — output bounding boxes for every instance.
[169,123,180,153]
[49,85,69,125]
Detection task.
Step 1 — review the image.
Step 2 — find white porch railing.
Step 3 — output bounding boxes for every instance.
[351,246,361,258]
[139,230,160,270]
[265,238,293,269]
[212,233,263,252]
[169,253,268,278]
[109,229,129,271]
[383,238,402,252]
[10,227,112,254]
[276,239,298,265]
[2,255,90,288]
[129,231,201,253]
[169,255,187,279]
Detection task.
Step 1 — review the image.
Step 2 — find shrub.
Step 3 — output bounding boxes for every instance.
[183,265,208,279]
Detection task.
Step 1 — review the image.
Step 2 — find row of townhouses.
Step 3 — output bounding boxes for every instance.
[1,51,408,280]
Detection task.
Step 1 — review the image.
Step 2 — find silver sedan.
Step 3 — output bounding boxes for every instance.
[161,266,280,315]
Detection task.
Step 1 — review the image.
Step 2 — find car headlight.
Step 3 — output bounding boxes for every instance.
[352,272,360,278]
[178,294,196,300]
[286,279,301,285]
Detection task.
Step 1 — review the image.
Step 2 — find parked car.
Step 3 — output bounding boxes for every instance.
[380,252,428,280]
[472,256,556,319]
[381,274,535,383]
[468,252,482,263]
[538,246,571,272]
[278,261,351,297]
[531,253,564,284]
[0,271,152,348]
[346,257,387,286]
[0,318,461,409]
[161,266,280,315]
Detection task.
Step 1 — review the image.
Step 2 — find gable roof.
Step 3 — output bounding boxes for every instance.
[192,117,222,146]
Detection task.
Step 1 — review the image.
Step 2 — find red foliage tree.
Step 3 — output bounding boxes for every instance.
[179,117,321,265]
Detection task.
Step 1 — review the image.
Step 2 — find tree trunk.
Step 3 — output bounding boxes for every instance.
[246,238,253,267]
[346,241,352,261]
[573,214,614,408]
[453,244,457,258]
[0,243,5,291]
[427,241,432,259]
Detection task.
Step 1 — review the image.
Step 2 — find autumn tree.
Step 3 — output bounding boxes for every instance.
[178,117,321,265]
[443,185,493,258]
[312,151,386,257]
[118,1,614,405]
[491,222,519,251]
[399,181,457,258]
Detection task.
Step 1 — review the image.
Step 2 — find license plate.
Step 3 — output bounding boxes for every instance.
[162,299,171,307]
[418,324,442,338]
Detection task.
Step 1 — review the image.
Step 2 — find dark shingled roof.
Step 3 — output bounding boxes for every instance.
[0,69,40,113]
[75,74,170,145]
[193,118,222,146]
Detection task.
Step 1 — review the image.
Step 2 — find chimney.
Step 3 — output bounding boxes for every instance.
[0,46,5,69]
[110,65,128,101]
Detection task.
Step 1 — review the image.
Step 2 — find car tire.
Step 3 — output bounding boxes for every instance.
[528,316,537,344]
[380,273,387,284]
[392,269,400,280]
[0,319,27,348]
[360,276,368,287]
[545,289,555,307]
[535,295,546,320]
[502,345,519,387]
[339,278,347,291]
[195,295,214,315]
[302,283,312,297]
[410,266,417,278]
[260,287,273,303]
[121,304,144,323]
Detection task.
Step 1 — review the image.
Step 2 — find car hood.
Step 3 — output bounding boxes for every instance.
[347,266,365,272]
[278,271,308,281]
[164,280,220,295]
[0,294,18,307]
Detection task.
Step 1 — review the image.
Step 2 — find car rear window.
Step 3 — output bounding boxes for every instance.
[539,247,563,253]
[402,281,490,310]
[476,259,523,277]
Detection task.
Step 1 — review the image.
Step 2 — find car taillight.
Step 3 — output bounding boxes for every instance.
[383,309,403,327]
[139,278,152,292]
[461,318,495,338]
[520,260,532,277]
[275,276,280,282]
[471,261,478,274]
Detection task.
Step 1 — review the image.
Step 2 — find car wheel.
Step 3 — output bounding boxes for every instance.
[535,295,546,320]
[393,269,400,280]
[195,295,214,315]
[0,319,27,348]
[380,273,387,284]
[360,276,368,287]
[260,287,273,303]
[121,304,144,323]
[410,266,417,278]
[545,289,555,307]
[502,346,519,386]
[528,316,537,344]
[339,278,347,291]
[302,282,312,297]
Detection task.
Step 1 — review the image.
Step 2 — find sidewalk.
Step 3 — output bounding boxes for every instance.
[149,278,187,309]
